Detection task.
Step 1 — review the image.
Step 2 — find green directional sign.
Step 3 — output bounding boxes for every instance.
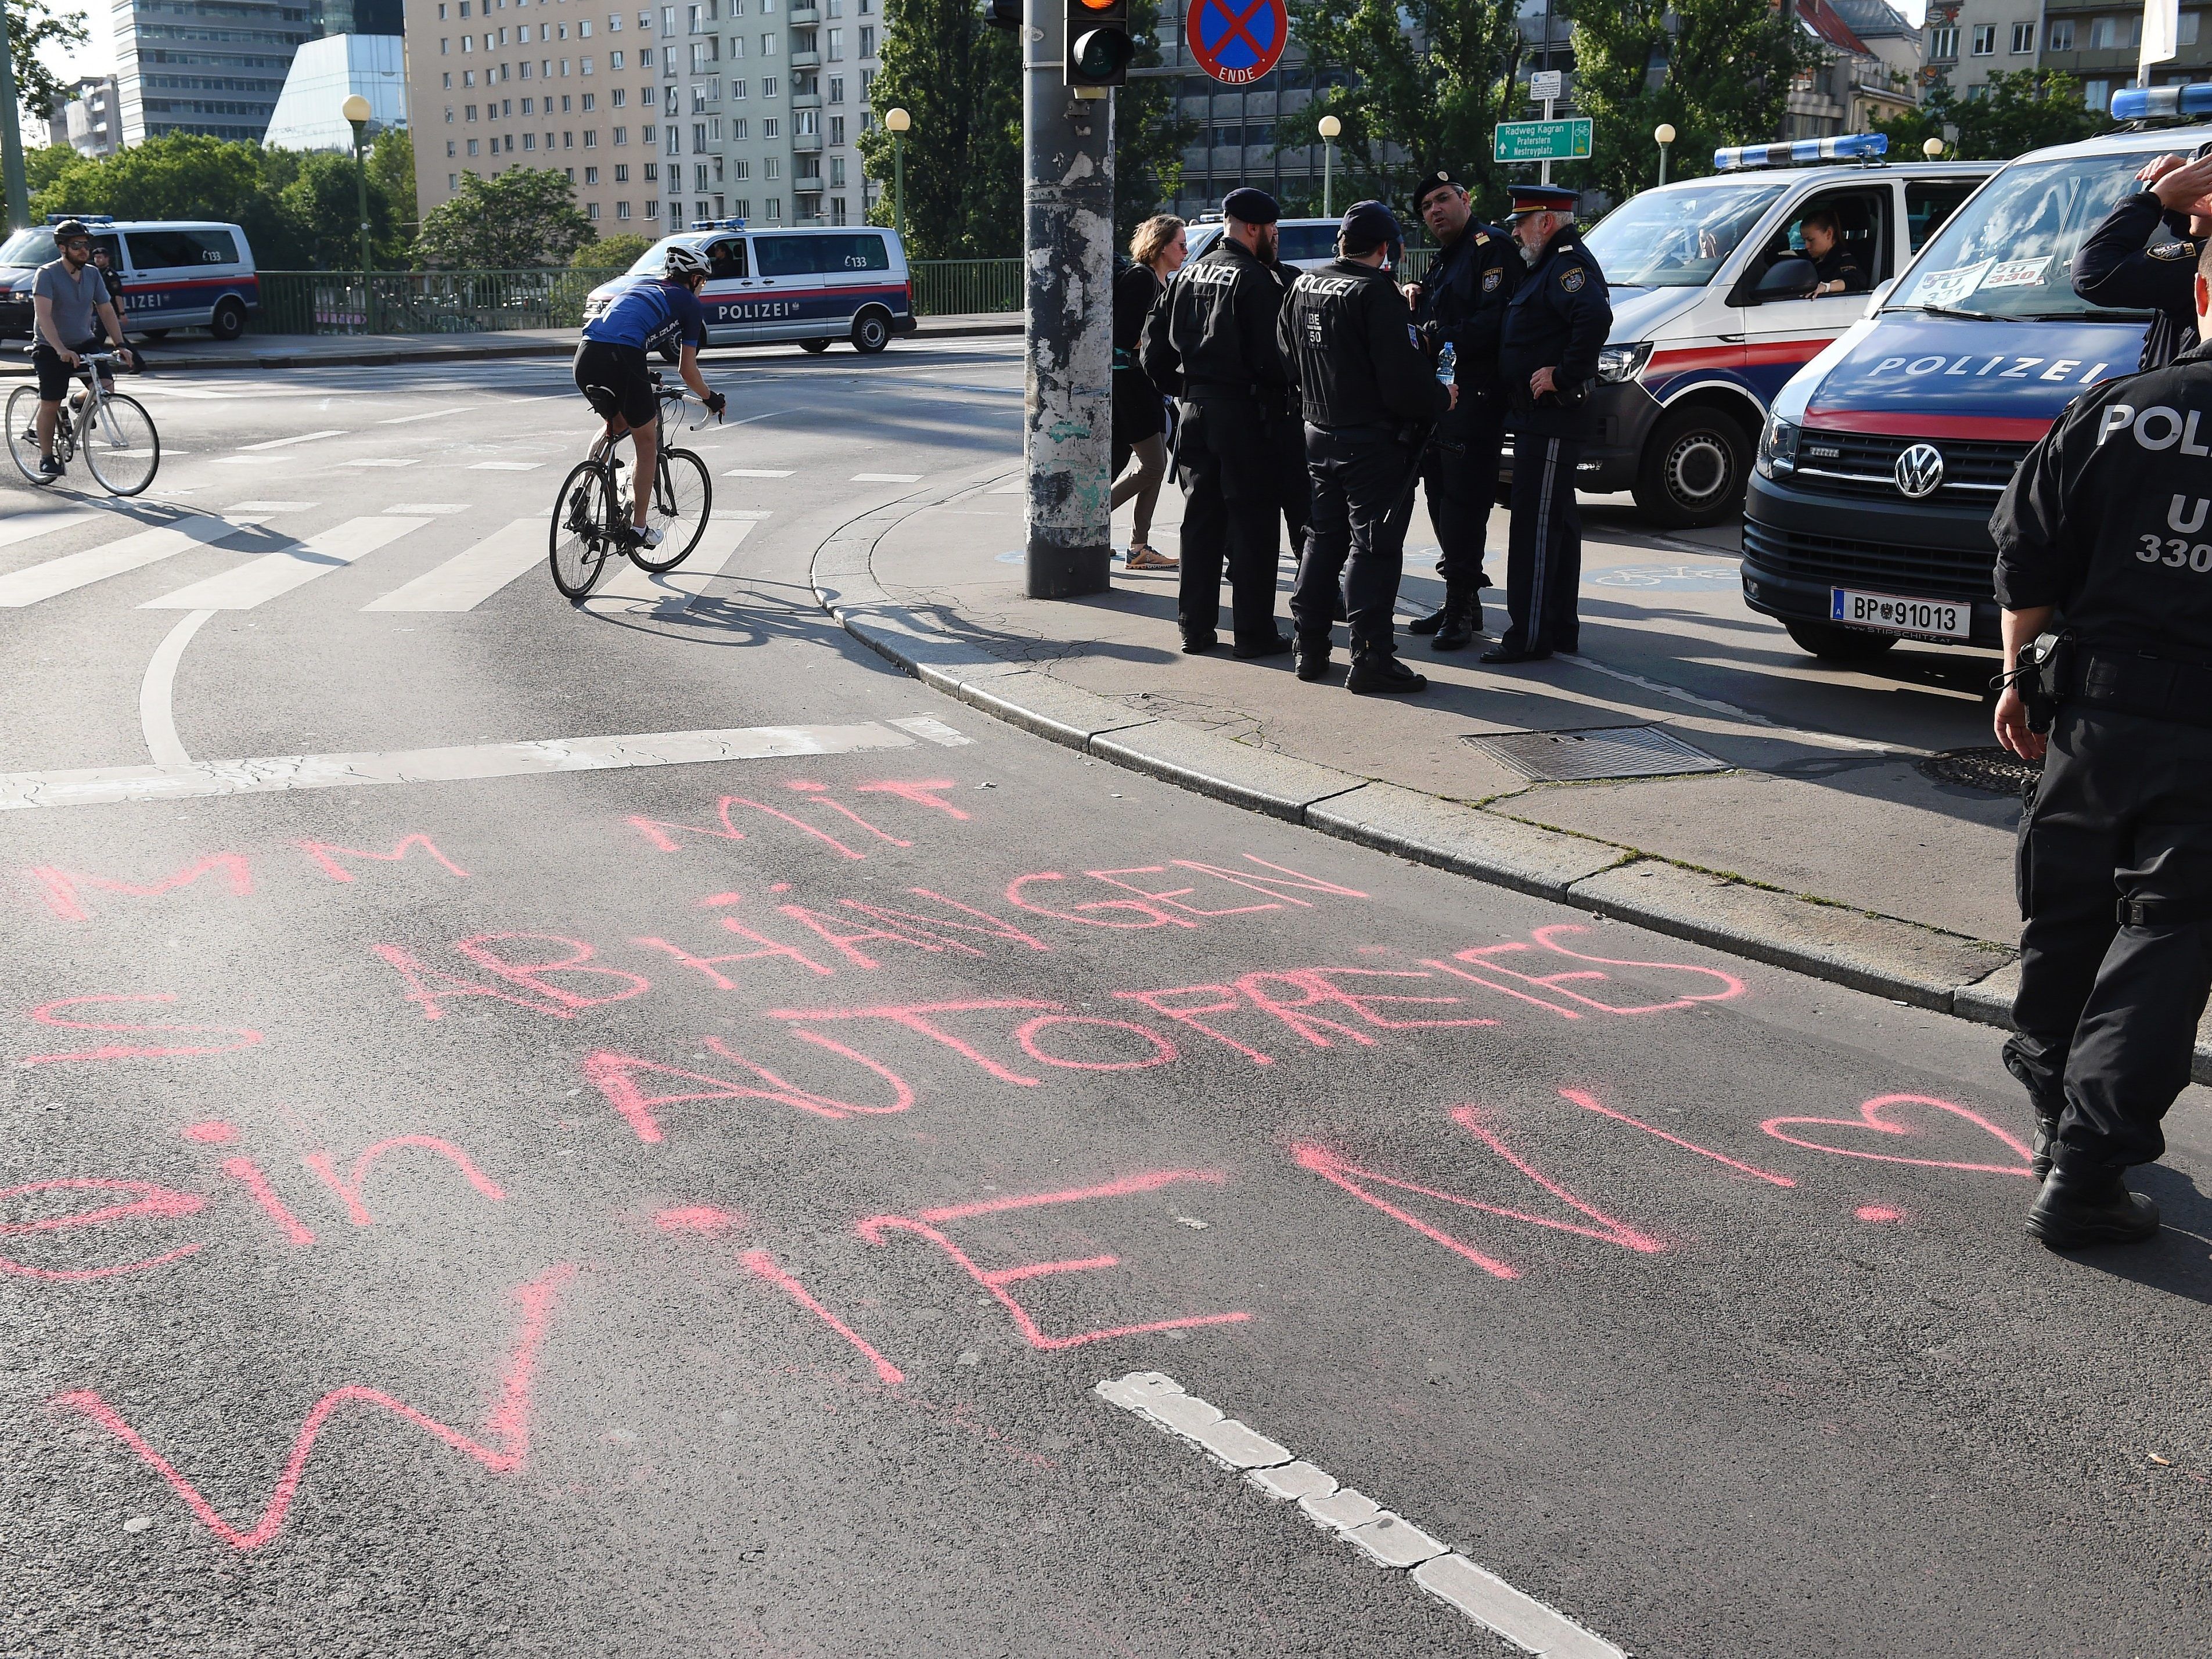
[1494,118,1594,163]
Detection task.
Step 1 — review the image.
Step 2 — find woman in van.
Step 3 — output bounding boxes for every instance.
[1111,214,1188,571]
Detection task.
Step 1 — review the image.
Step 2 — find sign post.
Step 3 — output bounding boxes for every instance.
[1530,69,1562,184]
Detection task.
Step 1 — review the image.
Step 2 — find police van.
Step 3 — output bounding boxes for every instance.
[583,221,917,355]
[1185,216,1341,273]
[1742,96,2202,663]
[1573,135,1997,526]
[0,214,260,341]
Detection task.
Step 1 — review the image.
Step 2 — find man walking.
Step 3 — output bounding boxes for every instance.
[29,218,135,481]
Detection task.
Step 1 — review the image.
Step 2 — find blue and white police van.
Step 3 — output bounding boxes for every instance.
[584,220,918,355]
[1742,92,2204,663]
[1571,134,1996,526]
[0,215,260,341]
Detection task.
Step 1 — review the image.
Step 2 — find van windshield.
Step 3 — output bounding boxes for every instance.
[1889,152,2157,319]
[1581,181,1787,286]
[0,228,58,269]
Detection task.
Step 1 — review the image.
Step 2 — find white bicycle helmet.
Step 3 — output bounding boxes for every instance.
[663,243,711,279]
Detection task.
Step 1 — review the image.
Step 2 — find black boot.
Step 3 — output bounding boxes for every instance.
[1293,636,1333,682]
[1346,650,1427,695]
[2026,1165,2161,1249]
[1432,585,1480,652]
[1407,600,1446,635]
[2030,1107,2062,1180]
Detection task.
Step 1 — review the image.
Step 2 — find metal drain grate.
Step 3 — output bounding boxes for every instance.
[1465,724,1729,783]
[1918,745,2042,797]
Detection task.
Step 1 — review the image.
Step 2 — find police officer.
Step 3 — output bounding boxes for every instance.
[1278,200,1456,694]
[1486,183,1611,665]
[1402,168,1517,651]
[1257,240,1317,570]
[1988,244,2212,1250]
[1799,210,1866,296]
[2073,150,2212,369]
[1141,186,1294,657]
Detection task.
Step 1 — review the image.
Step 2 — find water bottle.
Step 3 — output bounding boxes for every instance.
[1436,341,1456,387]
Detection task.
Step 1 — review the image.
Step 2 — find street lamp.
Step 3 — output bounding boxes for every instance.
[343,93,373,331]
[883,106,911,243]
[1317,114,1341,217]
[1922,135,1946,159]
[1654,122,1675,188]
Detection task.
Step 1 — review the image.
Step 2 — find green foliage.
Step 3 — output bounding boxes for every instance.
[368,127,417,237]
[1117,0,1196,243]
[415,168,595,268]
[10,0,88,120]
[277,150,401,269]
[32,132,308,265]
[856,0,1019,258]
[1872,68,2112,161]
[575,232,652,269]
[1567,0,1812,201]
[24,142,76,196]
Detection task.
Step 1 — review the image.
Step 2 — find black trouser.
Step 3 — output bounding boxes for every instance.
[1293,423,1420,654]
[2007,704,2212,1176]
[1271,412,1313,568]
[1420,395,1506,590]
[1501,431,1582,654]
[1174,397,1281,643]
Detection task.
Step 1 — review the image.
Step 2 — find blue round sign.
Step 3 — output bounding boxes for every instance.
[1185,0,1286,85]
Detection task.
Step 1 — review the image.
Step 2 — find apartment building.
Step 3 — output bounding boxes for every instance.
[2043,1,2212,109]
[1921,0,2043,98]
[48,74,124,156]
[113,0,318,144]
[1787,0,1919,136]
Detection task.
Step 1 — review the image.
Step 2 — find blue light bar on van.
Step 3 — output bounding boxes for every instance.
[1713,132,1887,171]
[43,213,116,224]
[687,217,748,229]
[2110,82,2212,120]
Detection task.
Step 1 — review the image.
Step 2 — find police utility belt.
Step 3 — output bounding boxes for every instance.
[2009,631,2212,732]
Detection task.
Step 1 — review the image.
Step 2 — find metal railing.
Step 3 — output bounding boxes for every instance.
[247,268,631,336]
[909,257,1022,316]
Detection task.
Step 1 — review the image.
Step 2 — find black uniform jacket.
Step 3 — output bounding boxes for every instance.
[2071,190,2202,370]
[1277,258,1453,433]
[1413,221,1518,387]
[1813,243,1868,293]
[1992,340,2212,663]
[1139,237,1293,404]
[1498,224,1613,438]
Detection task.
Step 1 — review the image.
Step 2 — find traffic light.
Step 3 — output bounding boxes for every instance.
[983,0,1019,28]
[1065,0,1132,87]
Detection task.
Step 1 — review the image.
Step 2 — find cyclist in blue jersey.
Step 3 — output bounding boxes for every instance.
[573,243,727,546]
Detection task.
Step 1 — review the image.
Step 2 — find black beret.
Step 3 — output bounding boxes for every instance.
[1411,170,1464,214]
[1221,186,1281,226]
[1340,199,1402,251]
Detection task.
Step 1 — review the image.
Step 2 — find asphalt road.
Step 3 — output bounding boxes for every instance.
[1,340,2207,1658]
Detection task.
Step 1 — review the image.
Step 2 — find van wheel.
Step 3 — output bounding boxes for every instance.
[1634,404,1750,527]
[850,307,891,355]
[141,329,170,341]
[208,297,247,342]
[1785,620,1900,662]
[658,340,682,364]
[801,338,831,354]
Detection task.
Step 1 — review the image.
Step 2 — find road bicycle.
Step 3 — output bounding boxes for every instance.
[5,350,160,497]
[548,375,715,601]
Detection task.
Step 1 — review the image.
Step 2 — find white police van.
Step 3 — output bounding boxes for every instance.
[0,214,260,341]
[1185,216,1341,273]
[1743,93,2203,662]
[583,220,917,355]
[1573,135,1996,525]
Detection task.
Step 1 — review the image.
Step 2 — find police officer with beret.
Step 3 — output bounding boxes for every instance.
[1141,186,1293,657]
[1402,168,1518,652]
[1278,200,1456,694]
[1988,244,2212,1250]
[1487,183,1611,665]
[2073,151,2212,369]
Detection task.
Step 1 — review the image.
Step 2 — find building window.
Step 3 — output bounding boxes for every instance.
[763,116,779,136]
[828,113,844,144]
[466,103,479,118]
[2048,18,2074,49]
[565,129,575,145]
[446,139,458,156]
[615,163,630,181]
[765,156,781,178]
[585,165,599,182]
[762,30,777,52]
[588,201,600,218]
[2184,10,2203,45]
[2010,19,2034,51]
[858,24,872,53]
[732,78,747,97]
[646,197,658,214]
[2088,14,2140,48]
[567,166,577,181]
[562,95,573,110]
[582,91,596,108]
[523,96,535,112]
[1929,24,1956,57]
[763,75,779,95]
[444,71,454,87]
[467,137,481,153]
[2082,75,2110,107]
[524,131,536,147]
[831,195,846,224]
[828,73,843,102]
[796,107,817,134]
[733,157,750,178]
[585,129,599,145]
[826,26,841,57]
[732,116,749,136]
[1970,22,1995,53]
[449,172,459,188]
[615,125,628,142]
[829,154,844,184]
[465,69,477,85]
[643,123,656,140]
[617,200,631,218]
[767,196,781,219]
[694,120,707,147]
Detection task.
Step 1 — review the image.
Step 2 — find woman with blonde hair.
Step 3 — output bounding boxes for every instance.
[1112,213,1187,570]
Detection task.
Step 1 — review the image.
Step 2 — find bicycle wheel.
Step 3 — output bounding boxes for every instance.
[632,446,711,573]
[82,392,160,496]
[549,459,616,600]
[6,385,49,485]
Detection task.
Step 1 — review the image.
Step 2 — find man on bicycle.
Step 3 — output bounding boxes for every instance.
[573,242,725,546]
[31,219,135,481]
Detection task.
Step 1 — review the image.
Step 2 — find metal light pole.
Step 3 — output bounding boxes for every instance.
[344,93,373,330]
[883,106,910,242]
[1317,114,1340,217]
[1654,122,1674,187]
[0,3,30,230]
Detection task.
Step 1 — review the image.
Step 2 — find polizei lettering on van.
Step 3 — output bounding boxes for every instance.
[2095,404,2212,455]
[1861,352,2112,384]
[714,300,807,321]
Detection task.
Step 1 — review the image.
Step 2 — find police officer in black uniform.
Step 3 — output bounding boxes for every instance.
[2073,150,2212,369]
[1402,168,1517,651]
[1141,186,1293,657]
[1277,200,1456,694]
[1487,183,1612,665]
[1258,243,1317,570]
[1800,209,1867,296]
[1989,244,2212,1249]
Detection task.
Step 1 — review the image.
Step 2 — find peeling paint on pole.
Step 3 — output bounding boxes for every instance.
[1023,0,1114,599]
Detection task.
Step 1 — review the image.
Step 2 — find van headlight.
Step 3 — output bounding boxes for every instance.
[584,294,609,316]
[1756,413,1800,480]
[1595,342,1652,383]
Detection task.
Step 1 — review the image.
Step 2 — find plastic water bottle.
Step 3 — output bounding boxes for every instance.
[1436,341,1456,387]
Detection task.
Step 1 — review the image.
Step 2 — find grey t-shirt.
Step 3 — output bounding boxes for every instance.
[32,258,109,347]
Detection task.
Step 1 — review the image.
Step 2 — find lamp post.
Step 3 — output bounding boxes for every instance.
[343,93,373,332]
[1654,123,1675,188]
[883,106,911,243]
[1922,135,1947,160]
[1317,114,1340,217]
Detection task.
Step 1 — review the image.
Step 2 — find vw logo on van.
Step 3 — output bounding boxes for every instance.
[1893,442,1945,499]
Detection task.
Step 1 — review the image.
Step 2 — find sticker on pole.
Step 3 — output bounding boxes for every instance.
[1186,0,1286,85]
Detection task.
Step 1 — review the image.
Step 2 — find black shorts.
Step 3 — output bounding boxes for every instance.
[33,340,103,403]
[573,338,657,430]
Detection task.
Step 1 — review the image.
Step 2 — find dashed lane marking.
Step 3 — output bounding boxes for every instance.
[224,501,315,513]
[377,406,476,424]
[852,472,923,483]
[386,502,469,514]
[236,430,346,451]
[362,516,542,613]
[724,468,796,478]
[469,460,544,472]
[886,715,973,746]
[346,458,419,468]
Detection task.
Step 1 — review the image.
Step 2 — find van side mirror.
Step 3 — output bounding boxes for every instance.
[1869,276,1897,307]
[1750,255,1821,303]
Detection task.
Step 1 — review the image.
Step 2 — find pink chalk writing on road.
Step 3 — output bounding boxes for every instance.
[586,1032,917,1142]
[1429,924,1748,1019]
[292,833,470,884]
[1761,1093,2035,1177]
[853,779,969,819]
[373,933,650,1023]
[181,1121,239,1145]
[28,854,253,923]
[1560,1088,1796,1187]
[764,999,1062,1088]
[857,1171,1251,1351]
[301,1137,506,1226]
[740,1248,905,1384]
[656,1204,744,1232]
[0,1179,205,1282]
[1857,1205,1905,1222]
[15,994,265,1066]
[219,1158,317,1246]
[51,1262,576,1551]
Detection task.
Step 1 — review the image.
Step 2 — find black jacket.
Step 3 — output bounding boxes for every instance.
[1139,237,1292,404]
[1992,339,2212,663]
[1813,243,1868,294]
[1278,258,1452,432]
[2071,190,2201,370]
[1498,224,1613,438]
[1413,219,1518,388]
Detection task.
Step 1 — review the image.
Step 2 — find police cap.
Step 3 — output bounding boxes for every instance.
[1411,170,1465,215]
[1339,199,1402,254]
[1504,183,1580,222]
[1220,187,1280,226]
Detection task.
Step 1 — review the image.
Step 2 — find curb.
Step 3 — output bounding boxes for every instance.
[817,480,2212,1078]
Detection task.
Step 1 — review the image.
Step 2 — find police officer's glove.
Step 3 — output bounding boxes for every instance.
[704,390,727,419]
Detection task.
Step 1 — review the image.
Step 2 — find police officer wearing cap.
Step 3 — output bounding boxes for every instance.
[1988,243,2212,1250]
[1402,168,1518,651]
[1278,200,1456,694]
[2073,150,2212,369]
[1487,182,1610,665]
[1141,186,1294,657]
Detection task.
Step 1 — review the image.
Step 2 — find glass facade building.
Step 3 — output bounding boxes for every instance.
[113,0,319,143]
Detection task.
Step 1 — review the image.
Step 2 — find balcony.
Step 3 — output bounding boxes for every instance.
[788,4,818,19]
[793,130,823,150]
[790,91,821,108]
[789,49,821,68]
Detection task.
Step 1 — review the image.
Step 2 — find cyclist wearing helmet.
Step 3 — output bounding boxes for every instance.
[30,218,135,481]
[573,240,726,545]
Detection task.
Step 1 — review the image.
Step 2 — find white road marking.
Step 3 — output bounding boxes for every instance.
[1096,1373,1628,1659]
[987,478,1025,494]
[346,457,419,467]
[470,460,544,472]
[0,516,237,607]
[724,468,795,478]
[139,609,215,764]
[362,516,544,611]
[236,429,346,451]
[142,516,429,610]
[724,509,772,520]
[0,509,95,553]
[378,406,476,424]
[853,472,922,482]
[887,715,973,746]
[1555,653,1897,757]
[225,501,315,513]
[210,455,285,466]
[0,719,953,809]
[584,519,755,617]
[386,502,468,514]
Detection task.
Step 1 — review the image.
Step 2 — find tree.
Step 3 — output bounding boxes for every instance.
[30,133,306,266]
[1567,0,1814,203]
[10,0,87,124]
[25,141,74,197]
[1117,0,1196,244]
[573,232,652,269]
[1872,67,2111,162]
[415,168,594,268]
[855,0,1020,258]
[276,149,401,270]
[369,127,418,244]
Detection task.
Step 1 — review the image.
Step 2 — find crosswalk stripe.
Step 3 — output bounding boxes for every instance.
[141,516,429,611]
[0,509,96,553]
[379,406,475,424]
[470,460,542,472]
[238,429,346,451]
[362,516,544,612]
[584,519,756,617]
[0,516,238,608]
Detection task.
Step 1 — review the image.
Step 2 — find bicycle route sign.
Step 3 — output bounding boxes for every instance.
[1185,0,1286,85]
[1494,117,1595,163]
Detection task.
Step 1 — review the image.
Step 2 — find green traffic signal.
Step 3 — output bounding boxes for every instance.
[1064,0,1131,86]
